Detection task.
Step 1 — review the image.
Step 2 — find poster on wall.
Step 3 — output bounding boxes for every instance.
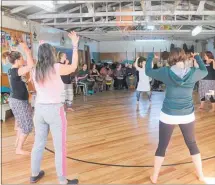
[1,31,12,72]
[1,29,32,72]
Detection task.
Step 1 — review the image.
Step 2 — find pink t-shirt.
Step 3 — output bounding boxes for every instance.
[33,63,64,104]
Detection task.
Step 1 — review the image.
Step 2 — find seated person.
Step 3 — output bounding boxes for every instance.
[90,64,103,92]
[121,64,128,89]
[113,64,124,90]
[100,63,113,90]
[90,64,100,78]
[77,64,94,95]
[125,63,137,89]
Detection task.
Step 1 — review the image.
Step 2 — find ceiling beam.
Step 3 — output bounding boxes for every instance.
[10,5,32,14]
[3,1,56,12]
[60,3,116,25]
[28,10,215,19]
[86,3,94,14]
[42,4,86,23]
[42,20,215,28]
[55,0,176,4]
[77,30,215,36]
[2,0,176,6]
[27,4,65,16]
[33,1,56,12]
[197,0,206,13]
[206,1,215,7]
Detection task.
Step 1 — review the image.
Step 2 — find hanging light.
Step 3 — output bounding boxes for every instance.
[192,26,202,36]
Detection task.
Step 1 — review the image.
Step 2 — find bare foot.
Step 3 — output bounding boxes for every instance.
[15,137,19,147]
[66,108,75,112]
[209,109,215,113]
[150,176,157,184]
[198,176,206,183]
[16,149,30,155]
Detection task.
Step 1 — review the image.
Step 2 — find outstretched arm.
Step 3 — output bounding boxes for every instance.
[60,32,79,75]
[134,57,141,71]
[18,42,34,76]
[191,53,208,82]
[145,53,168,83]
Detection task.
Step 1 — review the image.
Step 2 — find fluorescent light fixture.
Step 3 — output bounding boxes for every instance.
[147,25,155,30]
[192,26,202,36]
[136,39,165,42]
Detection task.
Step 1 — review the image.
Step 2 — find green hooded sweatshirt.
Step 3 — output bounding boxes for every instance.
[145,53,208,116]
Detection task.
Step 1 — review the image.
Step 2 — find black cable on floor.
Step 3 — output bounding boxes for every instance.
[45,147,215,168]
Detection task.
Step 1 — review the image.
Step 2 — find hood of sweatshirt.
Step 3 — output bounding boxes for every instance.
[169,65,194,87]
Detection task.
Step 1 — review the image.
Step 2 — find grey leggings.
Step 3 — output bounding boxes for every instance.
[31,104,67,182]
[136,91,151,101]
[62,83,73,108]
[155,121,200,157]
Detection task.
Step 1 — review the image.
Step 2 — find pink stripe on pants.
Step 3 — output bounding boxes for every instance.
[60,106,67,176]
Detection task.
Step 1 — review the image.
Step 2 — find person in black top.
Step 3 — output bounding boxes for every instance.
[199,51,215,112]
[125,63,137,89]
[90,64,103,92]
[57,52,74,111]
[5,42,34,155]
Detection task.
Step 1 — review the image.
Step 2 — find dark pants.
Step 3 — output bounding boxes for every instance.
[123,77,128,89]
[155,121,200,157]
[114,78,123,89]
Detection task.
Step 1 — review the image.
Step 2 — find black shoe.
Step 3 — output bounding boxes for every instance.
[30,170,45,183]
[67,179,79,184]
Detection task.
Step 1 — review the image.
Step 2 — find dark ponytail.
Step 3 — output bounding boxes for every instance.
[2,51,21,64]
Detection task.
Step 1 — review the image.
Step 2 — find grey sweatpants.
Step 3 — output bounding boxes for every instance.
[31,103,67,182]
[62,83,74,108]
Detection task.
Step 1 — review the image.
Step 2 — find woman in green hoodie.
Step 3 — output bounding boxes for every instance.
[145,48,208,184]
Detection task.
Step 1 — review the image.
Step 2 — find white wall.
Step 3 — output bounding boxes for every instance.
[207,38,215,56]
[99,40,199,53]
[30,22,99,59]
[2,15,30,33]
[99,40,203,60]
[2,15,99,59]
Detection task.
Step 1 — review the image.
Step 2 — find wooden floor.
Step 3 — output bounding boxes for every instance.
[1,91,215,184]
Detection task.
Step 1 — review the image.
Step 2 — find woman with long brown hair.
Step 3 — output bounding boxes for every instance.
[30,32,80,184]
[145,48,208,183]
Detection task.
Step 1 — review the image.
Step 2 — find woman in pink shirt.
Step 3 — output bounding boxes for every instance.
[30,32,79,184]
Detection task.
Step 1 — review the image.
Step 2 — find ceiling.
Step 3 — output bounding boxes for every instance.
[2,0,215,41]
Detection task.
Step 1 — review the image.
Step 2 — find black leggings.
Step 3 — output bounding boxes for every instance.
[201,96,215,103]
[155,121,200,157]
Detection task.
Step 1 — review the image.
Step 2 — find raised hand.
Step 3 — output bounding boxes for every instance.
[68,31,79,47]
[135,57,140,63]
[19,42,29,51]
